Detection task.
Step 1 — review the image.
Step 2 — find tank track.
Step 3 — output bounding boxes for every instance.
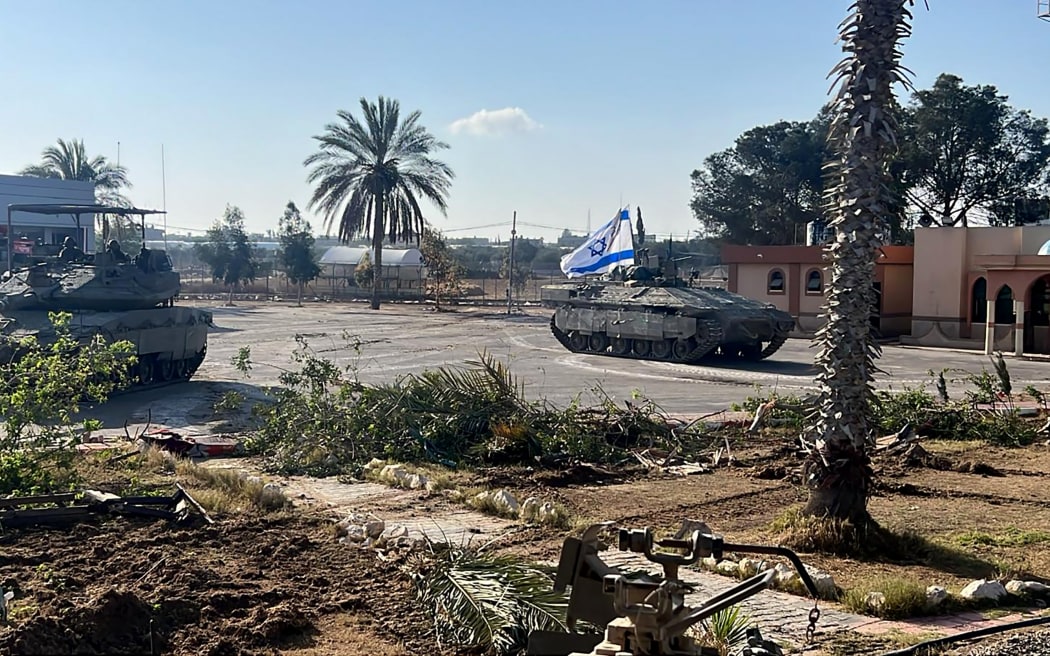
[549,315,723,364]
[757,325,790,360]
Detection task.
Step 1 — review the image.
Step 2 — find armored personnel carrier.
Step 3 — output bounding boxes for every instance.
[540,249,795,364]
[0,204,211,389]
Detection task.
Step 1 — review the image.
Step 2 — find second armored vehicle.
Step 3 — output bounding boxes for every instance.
[0,203,211,389]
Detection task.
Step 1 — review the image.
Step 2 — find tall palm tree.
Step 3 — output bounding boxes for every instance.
[303,96,455,310]
[20,138,133,243]
[803,0,916,524]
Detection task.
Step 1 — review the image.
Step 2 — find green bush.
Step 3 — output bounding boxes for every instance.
[240,335,697,476]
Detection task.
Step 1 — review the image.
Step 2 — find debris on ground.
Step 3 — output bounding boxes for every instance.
[631,448,711,475]
[137,428,243,458]
[0,486,212,529]
[334,511,422,555]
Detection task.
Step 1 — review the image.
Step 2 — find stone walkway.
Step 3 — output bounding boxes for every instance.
[197,459,1050,653]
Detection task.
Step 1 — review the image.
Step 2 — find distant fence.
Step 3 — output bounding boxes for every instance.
[175,268,728,304]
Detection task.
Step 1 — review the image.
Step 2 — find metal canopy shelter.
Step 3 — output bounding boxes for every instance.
[5,203,166,273]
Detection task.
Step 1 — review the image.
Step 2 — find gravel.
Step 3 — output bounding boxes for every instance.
[959,628,1050,656]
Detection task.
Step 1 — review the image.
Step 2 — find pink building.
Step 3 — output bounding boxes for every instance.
[722,226,1050,354]
[908,225,1050,354]
[721,244,915,338]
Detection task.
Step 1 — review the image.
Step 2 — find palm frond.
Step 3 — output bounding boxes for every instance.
[412,541,567,653]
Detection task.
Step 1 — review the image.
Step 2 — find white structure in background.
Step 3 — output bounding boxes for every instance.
[1,175,97,263]
[805,220,830,246]
[319,246,426,298]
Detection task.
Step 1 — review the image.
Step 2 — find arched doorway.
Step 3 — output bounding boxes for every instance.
[972,277,987,324]
[1026,276,1050,353]
[994,285,1015,326]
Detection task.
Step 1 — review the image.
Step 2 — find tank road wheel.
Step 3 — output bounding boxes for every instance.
[567,331,588,352]
[631,340,651,358]
[651,339,672,360]
[587,333,609,353]
[158,358,176,381]
[136,356,155,385]
[173,359,188,379]
[672,338,695,362]
[610,337,630,356]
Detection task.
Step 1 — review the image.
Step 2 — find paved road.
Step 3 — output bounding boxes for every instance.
[180,302,1050,416]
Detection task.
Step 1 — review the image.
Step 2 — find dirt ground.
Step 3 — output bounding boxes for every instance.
[0,510,445,656]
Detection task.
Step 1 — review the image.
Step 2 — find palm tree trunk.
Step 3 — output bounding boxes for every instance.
[371,194,385,310]
[297,281,303,307]
[803,0,913,524]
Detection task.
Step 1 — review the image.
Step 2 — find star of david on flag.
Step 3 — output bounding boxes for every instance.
[560,207,635,278]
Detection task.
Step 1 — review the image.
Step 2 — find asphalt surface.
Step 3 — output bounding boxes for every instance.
[178,302,1050,416]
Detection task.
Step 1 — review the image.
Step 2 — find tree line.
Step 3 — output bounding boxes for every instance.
[690,73,1050,245]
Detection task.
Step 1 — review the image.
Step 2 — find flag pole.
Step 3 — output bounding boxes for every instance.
[507,210,517,315]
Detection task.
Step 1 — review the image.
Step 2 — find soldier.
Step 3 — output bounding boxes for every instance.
[106,239,130,263]
[58,236,84,263]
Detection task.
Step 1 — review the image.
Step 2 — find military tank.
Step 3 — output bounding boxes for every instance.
[540,248,795,364]
[0,203,211,390]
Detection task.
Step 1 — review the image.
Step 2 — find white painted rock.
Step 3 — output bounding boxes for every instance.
[379,464,409,483]
[1006,580,1050,597]
[773,563,799,590]
[521,497,541,521]
[865,591,886,612]
[804,567,836,598]
[717,561,740,576]
[491,489,520,515]
[383,525,409,541]
[926,585,949,607]
[538,502,558,522]
[960,579,1008,601]
[701,556,719,570]
[404,473,428,490]
[363,457,386,472]
[737,558,760,577]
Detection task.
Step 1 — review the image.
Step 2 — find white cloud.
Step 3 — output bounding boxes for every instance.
[449,107,541,136]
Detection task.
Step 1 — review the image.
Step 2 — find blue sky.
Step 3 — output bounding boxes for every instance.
[2,1,1049,242]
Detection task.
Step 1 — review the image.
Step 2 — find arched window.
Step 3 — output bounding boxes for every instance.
[805,269,823,294]
[767,269,785,294]
[994,285,1015,325]
[972,277,987,323]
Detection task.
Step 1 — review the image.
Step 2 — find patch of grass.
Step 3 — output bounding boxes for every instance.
[842,576,930,619]
[771,508,870,556]
[772,508,1001,579]
[174,461,289,514]
[6,603,39,622]
[951,527,1050,548]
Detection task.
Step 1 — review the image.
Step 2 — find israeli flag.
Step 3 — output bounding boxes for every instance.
[560,208,635,278]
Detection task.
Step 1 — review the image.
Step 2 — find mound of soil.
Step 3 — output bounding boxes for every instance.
[0,513,438,655]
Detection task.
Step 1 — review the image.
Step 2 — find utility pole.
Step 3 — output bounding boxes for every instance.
[507,210,517,315]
